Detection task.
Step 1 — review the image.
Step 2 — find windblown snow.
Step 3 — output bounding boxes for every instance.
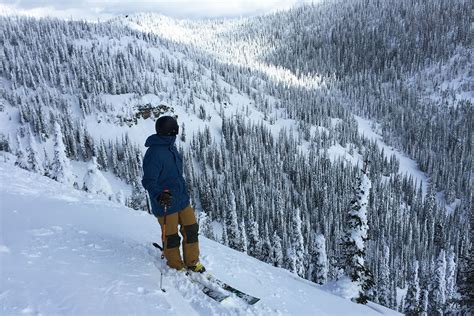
[0,157,400,315]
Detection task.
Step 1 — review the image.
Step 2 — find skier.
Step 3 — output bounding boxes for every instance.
[142,115,205,273]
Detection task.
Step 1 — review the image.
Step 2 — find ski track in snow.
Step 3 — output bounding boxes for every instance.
[0,161,401,315]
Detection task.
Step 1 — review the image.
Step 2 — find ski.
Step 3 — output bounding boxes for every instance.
[151,242,259,305]
[188,276,231,303]
[203,274,260,305]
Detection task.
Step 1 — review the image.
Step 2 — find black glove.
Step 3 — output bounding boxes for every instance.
[158,190,172,207]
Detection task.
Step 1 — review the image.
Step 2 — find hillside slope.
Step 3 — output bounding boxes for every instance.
[0,157,400,316]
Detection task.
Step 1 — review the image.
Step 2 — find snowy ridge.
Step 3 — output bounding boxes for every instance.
[0,157,400,315]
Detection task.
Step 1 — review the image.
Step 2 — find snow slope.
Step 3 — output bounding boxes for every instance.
[354,115,429,196]
[0,157,400,316]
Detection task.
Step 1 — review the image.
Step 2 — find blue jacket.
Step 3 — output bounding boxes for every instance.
[142,134,190,217]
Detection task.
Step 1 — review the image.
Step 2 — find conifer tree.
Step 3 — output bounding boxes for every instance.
[342,162,373,304]
[199,181,213,216]
[309,233,328,284]
[26,129,43,174]
[97,140,109,171]
[14,134,28,170]
[82,156,113,197]
[458,196,473,314]
[432,249,447,314]
[50,123,74,184]
[240,218,248,254]
[110,141,119,175]
[198,210,214,239]
[420,288,429,316]
[0,133,11,153]
[378,244,391,307]
[405,261,421,315]
[445,247,457,314]
[247,207,262,258]
[180,122,186,142]
[260,223,273,263]
[271,230,284,267]
[42,148,51,177]
[225,190,241,251]
[128,180,146,210]
[221,220,228,246]
[289,208,305,277]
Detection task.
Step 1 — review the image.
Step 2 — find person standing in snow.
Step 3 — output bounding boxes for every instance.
[142,116,205,273]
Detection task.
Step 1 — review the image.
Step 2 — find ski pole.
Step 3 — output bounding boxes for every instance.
[160,270,166,292]
[161,203,168,260]
[152,242,166,292]
[160,203,167,292]
[145,194,152,215]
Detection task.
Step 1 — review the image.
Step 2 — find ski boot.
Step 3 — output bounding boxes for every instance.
[188,262,206,273]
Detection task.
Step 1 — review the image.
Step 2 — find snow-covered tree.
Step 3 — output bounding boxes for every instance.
[14,134,28,170]
[128,180,146,210]
[26,129,43,174]
[420,288,429,316]
[405,260,421,315]
[225,190,241,251]
[221,220,228,246]
[432,249,447,314]
[309,233,328,284]
[110,141,119,175]
[445,247,458,313]
[247,207,262,258]
[458,201,474,314]
[50,123,74,184]
[180,122,186,142]
[289,208,305,277]
[378,244,391,307]
[343,162,373,304]
[198,210,214,239]
[42,148,51,177]
[260,223,273,263]
[96,140,109,171]
[240,218,248,253]
[0,133,11,153]
[271,230,284,268]
[82,157,113,197]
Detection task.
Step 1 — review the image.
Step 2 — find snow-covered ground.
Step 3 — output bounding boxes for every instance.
[354,115,429,196]
[0,157,400,315]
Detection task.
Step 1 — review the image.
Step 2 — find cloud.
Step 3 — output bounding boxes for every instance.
[1,0,318,20]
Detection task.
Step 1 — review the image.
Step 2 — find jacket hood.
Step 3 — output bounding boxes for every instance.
[145,134,176,147]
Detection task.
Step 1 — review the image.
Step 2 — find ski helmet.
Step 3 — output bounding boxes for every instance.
[155,116,179,136]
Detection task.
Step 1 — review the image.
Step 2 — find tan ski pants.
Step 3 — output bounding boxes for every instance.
[157,205,200,270]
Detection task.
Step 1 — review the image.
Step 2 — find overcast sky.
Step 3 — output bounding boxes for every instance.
[0,0,317,20]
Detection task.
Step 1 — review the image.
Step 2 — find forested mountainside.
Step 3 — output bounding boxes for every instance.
[0,0,472,314]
